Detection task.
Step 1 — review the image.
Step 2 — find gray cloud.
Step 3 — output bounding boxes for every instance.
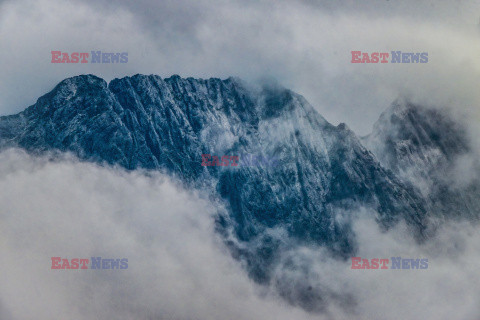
[0,148,319,320]
[1,149,479,319]
[1,0,479,134]
[1,2,480,317]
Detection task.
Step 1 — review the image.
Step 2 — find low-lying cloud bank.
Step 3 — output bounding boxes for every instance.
[0,149,479,320]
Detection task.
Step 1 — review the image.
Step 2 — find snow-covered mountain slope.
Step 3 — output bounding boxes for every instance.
[10,75,480,290]
[2,74,479,310]
[363,98,480,220]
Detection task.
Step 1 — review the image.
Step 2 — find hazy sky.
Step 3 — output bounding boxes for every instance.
[0,0,479,134]
[1,3,480,318]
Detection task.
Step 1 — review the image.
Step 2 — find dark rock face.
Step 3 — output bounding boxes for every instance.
[0,74,428,245]
[363,99,480,221]
[5,74,477,310]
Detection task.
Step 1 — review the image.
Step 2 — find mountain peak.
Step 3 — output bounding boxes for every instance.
[23,74,110,118]
[364,99,478,218]
[5,75,476,309]
[55,74,107,91]
[388,97,410,115]
[368,98,469,165]
[0,77,477,311]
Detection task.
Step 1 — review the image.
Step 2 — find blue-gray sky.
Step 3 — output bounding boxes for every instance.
[1,3,480,318]
[0,0,479,134]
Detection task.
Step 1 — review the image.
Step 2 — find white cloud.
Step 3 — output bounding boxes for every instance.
[0,149,479,319]
[1,0,479,134]
[0,149,317,320]
[1,1,479,317]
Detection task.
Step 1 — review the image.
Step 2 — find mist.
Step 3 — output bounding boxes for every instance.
[1,0,480,134]
[0,148,479,320]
